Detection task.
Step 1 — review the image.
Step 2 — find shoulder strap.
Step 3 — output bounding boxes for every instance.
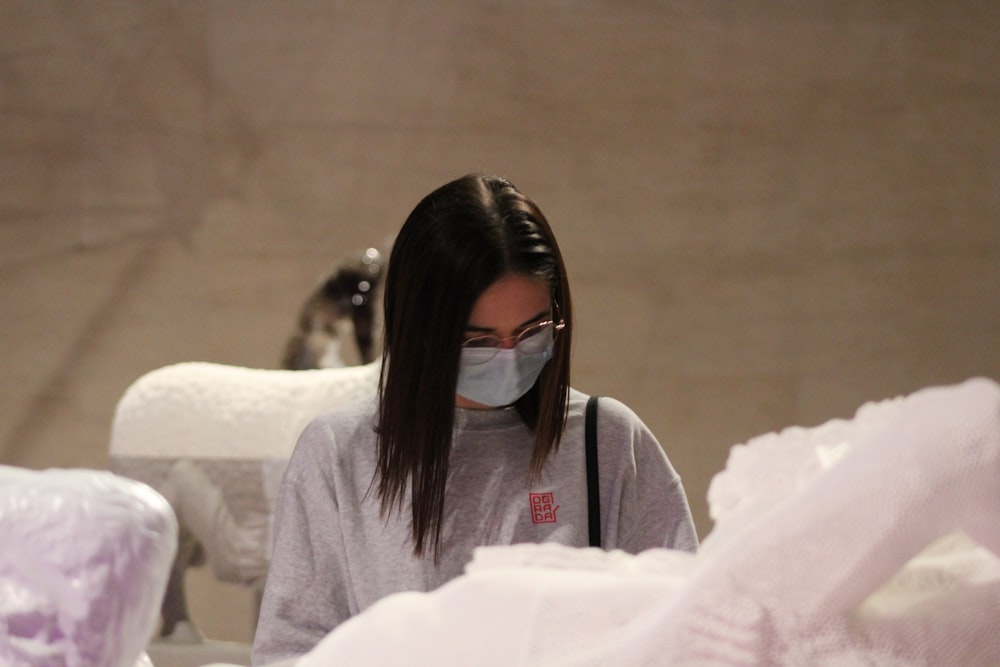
[585,395,601,548]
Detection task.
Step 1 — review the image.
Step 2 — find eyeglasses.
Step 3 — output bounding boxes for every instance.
[461,319,566,364]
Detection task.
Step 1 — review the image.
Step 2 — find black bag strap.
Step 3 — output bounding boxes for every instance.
[585,395,601,548]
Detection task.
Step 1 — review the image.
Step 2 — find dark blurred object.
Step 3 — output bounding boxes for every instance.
[282,247,384,369]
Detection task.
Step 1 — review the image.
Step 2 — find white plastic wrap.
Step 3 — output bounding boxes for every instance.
[289,377,1000,666]
[0,466,177,667]
[705,393,904,539]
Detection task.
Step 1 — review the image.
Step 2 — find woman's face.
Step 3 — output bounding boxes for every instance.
[456,273,552,409]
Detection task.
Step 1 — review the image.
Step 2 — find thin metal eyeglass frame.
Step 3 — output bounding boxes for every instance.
[461,319,566,353]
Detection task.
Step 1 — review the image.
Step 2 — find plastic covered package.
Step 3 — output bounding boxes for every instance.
[0,465,177,667]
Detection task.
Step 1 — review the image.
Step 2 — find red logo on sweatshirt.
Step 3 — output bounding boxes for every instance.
[529,492,559,524]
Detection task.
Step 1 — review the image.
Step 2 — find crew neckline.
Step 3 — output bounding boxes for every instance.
[453,405,523,431]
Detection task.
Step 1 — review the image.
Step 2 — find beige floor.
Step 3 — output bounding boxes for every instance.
[3,1,999,646]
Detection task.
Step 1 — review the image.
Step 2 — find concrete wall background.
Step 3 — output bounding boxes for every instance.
[2,1,998,642]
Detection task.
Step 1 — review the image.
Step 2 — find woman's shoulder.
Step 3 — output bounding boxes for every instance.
[290,394,379,466]
[567,389,646,428]
[309,393,379,431]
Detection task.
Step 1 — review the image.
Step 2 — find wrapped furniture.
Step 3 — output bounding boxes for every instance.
[0,465,176,667]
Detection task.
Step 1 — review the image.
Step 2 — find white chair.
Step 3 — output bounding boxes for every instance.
[108,360,380,662]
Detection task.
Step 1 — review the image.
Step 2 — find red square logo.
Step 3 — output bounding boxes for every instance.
[529,492,560,524]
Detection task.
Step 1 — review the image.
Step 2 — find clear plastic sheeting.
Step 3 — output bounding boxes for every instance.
[0,466,177,667]
[289,377,1000,666]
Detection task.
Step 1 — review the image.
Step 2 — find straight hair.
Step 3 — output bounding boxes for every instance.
[375,174,573,557]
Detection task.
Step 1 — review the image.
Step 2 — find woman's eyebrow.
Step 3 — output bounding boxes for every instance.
[465,310,549,333]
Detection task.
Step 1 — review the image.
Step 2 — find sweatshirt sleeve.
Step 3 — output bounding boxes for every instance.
[252,419,354,666]
[598,397,699,554]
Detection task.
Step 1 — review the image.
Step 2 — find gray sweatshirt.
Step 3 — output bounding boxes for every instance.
[252,390,697,665]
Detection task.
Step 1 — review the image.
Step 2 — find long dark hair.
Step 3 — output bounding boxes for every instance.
[375,174,573,557]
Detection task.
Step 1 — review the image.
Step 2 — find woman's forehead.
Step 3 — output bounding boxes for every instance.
[466,274,551,329]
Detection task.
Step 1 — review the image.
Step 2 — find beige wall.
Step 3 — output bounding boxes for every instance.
[2,1,998,642]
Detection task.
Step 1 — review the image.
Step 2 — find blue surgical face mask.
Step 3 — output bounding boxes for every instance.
[456,339,554,407]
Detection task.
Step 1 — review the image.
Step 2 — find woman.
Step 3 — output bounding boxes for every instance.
[252,174,697,665]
